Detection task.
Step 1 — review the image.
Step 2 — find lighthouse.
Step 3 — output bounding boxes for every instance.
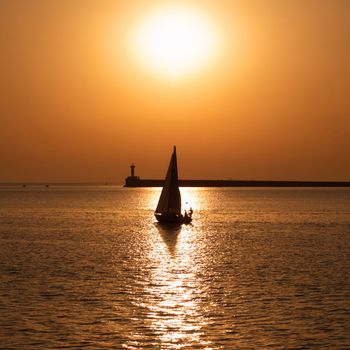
[130,163,136,177]
[124,162,140,186]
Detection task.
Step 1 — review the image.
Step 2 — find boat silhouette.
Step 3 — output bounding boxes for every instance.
[154,146,192,224]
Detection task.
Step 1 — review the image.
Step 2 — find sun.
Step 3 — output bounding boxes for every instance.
[130,5,221,80]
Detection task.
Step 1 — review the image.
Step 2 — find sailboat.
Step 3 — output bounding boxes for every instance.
[154,146,193,224]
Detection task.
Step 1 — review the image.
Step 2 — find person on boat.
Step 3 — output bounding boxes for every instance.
[188,207,193,217]
[184,210,188,219]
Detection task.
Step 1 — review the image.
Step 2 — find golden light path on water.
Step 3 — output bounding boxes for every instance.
[127,188,213,348]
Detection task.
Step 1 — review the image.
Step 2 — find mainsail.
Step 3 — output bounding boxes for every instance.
[155,146,181,215]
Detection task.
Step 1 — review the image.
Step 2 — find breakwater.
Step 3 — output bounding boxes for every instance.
[124,178,350,187]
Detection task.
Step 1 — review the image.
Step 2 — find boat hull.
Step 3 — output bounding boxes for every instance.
[154,213,192,224]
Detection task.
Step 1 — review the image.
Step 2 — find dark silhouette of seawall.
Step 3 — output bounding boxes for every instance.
[124,178,350,187]
[124,164,350,187]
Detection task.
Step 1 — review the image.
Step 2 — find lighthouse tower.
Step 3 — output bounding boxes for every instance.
[124,162,140,186]
[130,163,136,177]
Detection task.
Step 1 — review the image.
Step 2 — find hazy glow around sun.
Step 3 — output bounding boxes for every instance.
[130,5,221,80]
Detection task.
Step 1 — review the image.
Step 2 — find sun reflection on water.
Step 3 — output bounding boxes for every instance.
[181,187,202,215]
[112,188,219,348]
[144,222,212,348]
[127,188,212,348]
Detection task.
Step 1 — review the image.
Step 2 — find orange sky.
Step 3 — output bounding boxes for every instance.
[1,0,349,183]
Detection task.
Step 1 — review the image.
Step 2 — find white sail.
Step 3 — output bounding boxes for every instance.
[155,146,181,215]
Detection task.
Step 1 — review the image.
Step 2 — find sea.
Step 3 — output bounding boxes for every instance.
[0,186,349,349]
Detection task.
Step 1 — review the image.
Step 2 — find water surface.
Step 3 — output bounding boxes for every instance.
[1,187,349,349]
